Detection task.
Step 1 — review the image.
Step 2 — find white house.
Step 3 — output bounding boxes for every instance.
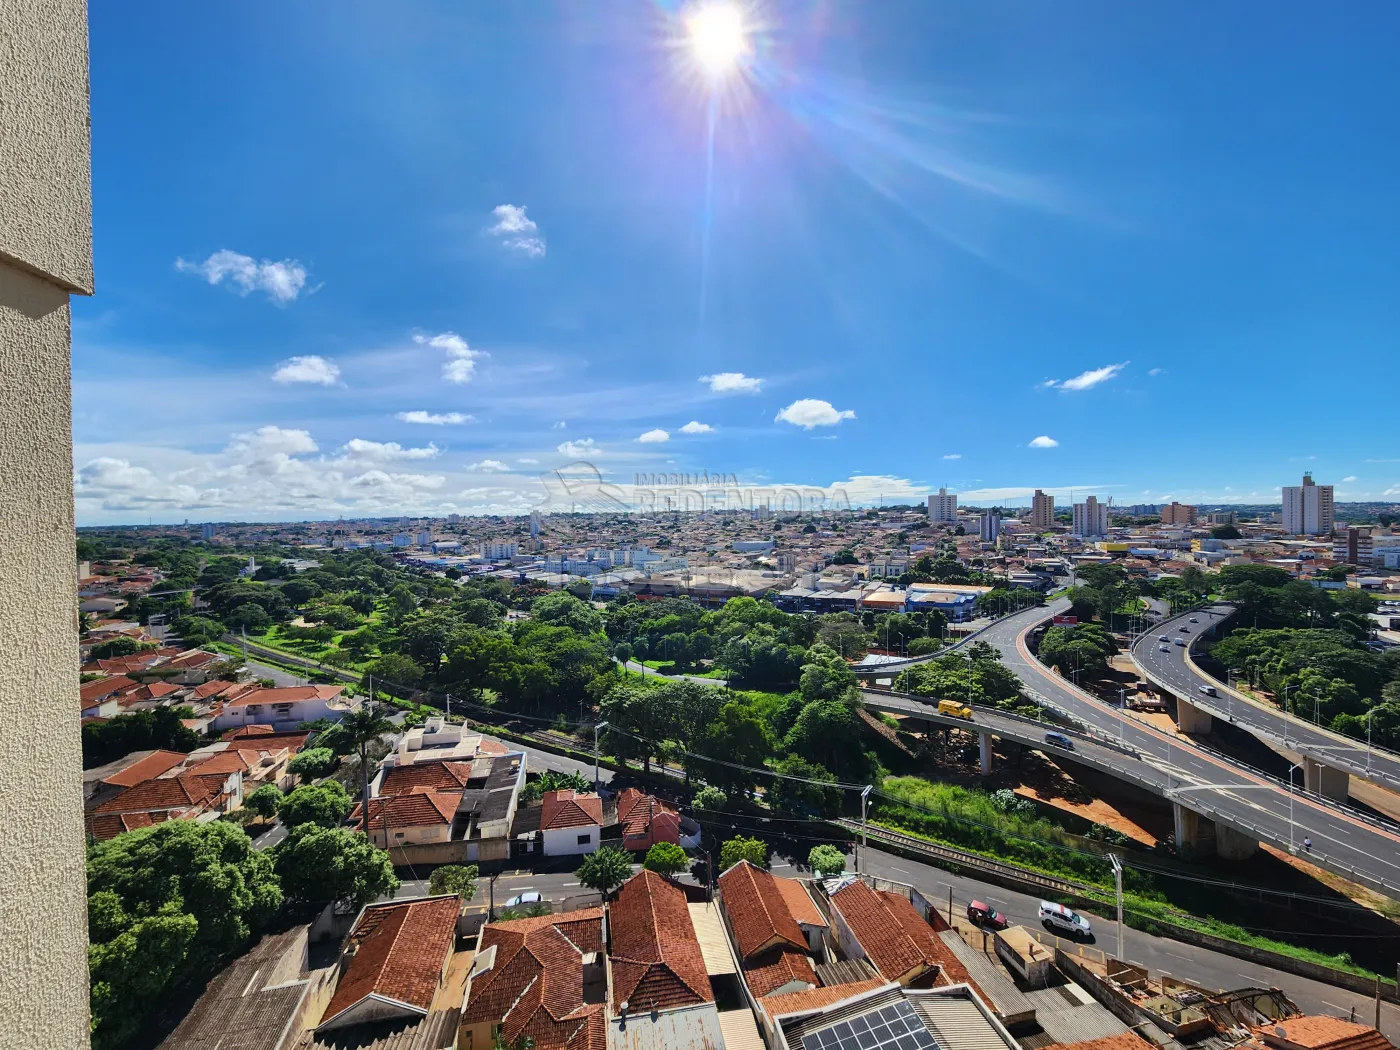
[539,789,604,857]
[209,685,359,732]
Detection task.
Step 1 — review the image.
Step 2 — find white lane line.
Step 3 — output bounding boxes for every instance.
[888,866,912,875]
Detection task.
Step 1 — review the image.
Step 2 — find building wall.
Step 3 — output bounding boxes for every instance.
[0,2,94,1044]
[542,824,600,856]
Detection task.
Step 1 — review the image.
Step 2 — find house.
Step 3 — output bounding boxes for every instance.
[383,715,512,767]
[717,859,818,997]
[87,770,242,841]
[540,789,604,857]
[364,754,527,863]
[773,877,828,954]
[825,878,947,987]
[461,908,607,1050]
[80,675,139,717]
[316,895,462,1036]
[351,788,461,848]
[183,741,294,788]
[82,748,188,810]
[1248,1017,1396,1050]
[209,684,359,732]
[616,788,701,852]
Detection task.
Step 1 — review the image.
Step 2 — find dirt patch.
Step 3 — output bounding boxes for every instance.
[1258,842,1400,922]
[1345,777,1400,825]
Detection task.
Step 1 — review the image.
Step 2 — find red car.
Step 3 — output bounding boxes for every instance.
[966,900,1009,930]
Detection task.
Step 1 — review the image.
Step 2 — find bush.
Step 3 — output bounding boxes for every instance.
[287,747,338,784]
[428,864,479,900]
[808,844,846,877]
[643,842,689,875]
[692,786,727,812]
[719,836,767,871]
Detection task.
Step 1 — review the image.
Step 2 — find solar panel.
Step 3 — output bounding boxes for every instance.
[802,1000,940,1050]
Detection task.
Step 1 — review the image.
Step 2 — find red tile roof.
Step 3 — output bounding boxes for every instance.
[774,878,827,928]
[195,679,239,699]
[540,790,604,831]
[829,881,944,982]
[1254,1018,1396,1050]
[716,860,807,961]
[224,731,309,754]
[380,760,476,796]
[608,870,713,1013]
[86,810,173,842]
[465,909,606,1050]
[616,788,679,838]
[221,722,274,738]
[224,684,344,708]
[320,896,460,1027]
[760,979,887,1017]
[81,676,139,704]
[182,750,257,777]
[102,749,187,788]
[350,789,461,831]
[743,946,818,998]
[94,773,229,816]
[1048,1035,1163,1050]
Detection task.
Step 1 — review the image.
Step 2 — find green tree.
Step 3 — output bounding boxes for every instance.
[700,701,773,793]
[280,579,323,606]
[532,591,604,635]
[287,747,338,784]
[575,846,633,897]
[225,602,272,632]
[274,824,398,910]
[785,696,878,782]
[769,754,842,816]
[643,841,689,875]
[428,863,479,900]
[171,614,227,648]
[338,705,395,833]
[245,784,282,821]
[1333,588,1380,615]
[278,781,352,828]
[82,707,199,768]
[88,636,155,660]
[798,644,857,703]
[692,785,727,813]
[719,835,767,871]
[808,844,847,877]
[1210,524,1242,540]
[363,653,425,697]
[87,820,282,1050]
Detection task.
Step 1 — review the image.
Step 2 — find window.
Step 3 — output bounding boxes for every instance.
[577,833,591,845]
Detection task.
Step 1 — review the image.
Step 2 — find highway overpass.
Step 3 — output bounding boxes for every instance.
[1130,605,1400,801]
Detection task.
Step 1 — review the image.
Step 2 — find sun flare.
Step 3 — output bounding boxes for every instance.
[686,2,748,80]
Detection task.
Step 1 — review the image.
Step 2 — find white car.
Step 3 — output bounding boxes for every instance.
[1159,646,1170,653]
[504,892,543,907]
[1039,901,1092,939]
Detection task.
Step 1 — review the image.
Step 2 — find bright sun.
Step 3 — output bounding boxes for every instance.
[686,2,748,79]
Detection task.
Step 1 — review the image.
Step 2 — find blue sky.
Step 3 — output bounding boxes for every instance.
[73,1,1400,524]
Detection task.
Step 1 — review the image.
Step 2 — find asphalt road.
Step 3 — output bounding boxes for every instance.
[980,602,1400,897]
[1131,606,1400,792]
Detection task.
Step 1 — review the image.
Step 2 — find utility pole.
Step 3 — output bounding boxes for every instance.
[593,721,610,790]
[1109,854,1124,960]
[859,785,873,873]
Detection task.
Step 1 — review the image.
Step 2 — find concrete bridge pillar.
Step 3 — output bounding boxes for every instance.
[979,732,993,776]
[1303,756,1350,802]
[1214,823,1259,861]
[1172,803,1217,859]
[1175,697,1213,735]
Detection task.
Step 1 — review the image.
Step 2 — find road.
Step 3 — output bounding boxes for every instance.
[1131,606,1400,792]
[978,602,1400,897]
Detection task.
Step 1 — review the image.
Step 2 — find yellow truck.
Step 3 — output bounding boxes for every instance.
[938,699,973,720]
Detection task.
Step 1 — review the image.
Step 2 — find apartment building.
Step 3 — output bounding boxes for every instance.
[1282,473,1334,536]
[1160,502,1198,525]
[1333,526,1374,567]
[1072,496,1110,538]
[978,511,1001,542]
[1030,489,1055,530]
[928,488,958,524]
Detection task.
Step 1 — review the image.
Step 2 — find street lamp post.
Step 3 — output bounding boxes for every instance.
[1109,854,1124,961]
[1287,762,1302,853]
[593,721,610,790]
[859,785,873,874]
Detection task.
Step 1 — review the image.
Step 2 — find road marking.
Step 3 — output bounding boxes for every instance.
[888,866,912,875]
[1164,950,1193,961]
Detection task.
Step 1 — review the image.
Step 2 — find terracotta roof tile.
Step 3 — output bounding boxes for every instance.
[760,979,887,1017]
[350,790,461,831]
[81,676,139,703]
[320,896,460,1027]
[102,750,187,788]
[774,878,827,928]
[1255,1017,1396,1050]
[608,870,713,1013]
[616,788,680,838]
[1047,1035,1162,1050]
[743,946,817,998]
[381,760,476,796]
[717,860,807,961]
[224,685,344,708]
[182,750,256,777]
[95,774,229,815]
[540,790,604,831]
[829,882,943,982]
[86,810,174,842]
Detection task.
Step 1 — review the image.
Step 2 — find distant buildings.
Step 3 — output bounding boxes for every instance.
[1160,502,1198,526]
[978,511,1001,543]
[200,523,215,541]
[483,541,518,560]
[1072,496,1109,539]
[1333,526,1373,567]
[928,488,958,524]
[1282,473,1334,536]
[1030,490,1055,530]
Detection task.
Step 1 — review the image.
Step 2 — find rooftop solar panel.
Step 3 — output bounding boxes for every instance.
[802,1000,940,1050]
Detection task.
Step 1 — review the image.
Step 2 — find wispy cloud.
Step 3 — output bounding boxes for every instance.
[775,399,856,429]
[1028,435,1059,448]
[680,421,714,434]
[518,457,539,465]
[397,411,472,425]
[638,429,670,443]
[489,204,546,257]
[414,331,483,384]
[557,438,600,457]
[176,249,309,304]
[701,372,763,394]
[272,355,339,385]
[1042,362,1128,392]
[942,453,962,460]
[1148,367,1165,376]
[340,438,440,462]
[1342,476,1358,483]
[467,459,510,473]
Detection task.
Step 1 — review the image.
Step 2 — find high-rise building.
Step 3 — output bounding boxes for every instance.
[1206,511,1237,525]
[1282,473,1334,536]
[1030,490,1055,530]
[483,541,518,560]
[201,523,216,541]
[529,511,541,539]
[928,487,958,523]
[1073,496,1110,538]
[978,511,1001,543]
[415,530,432,547]
[1160,502,1198,526]
[1333,526,1373,567]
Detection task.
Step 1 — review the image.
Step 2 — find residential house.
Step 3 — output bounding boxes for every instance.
[540,789,604,857]
[82,748,189,811]
[364,753,527,863]
[80,675,140,718]
[717,860,818,997]
[461,908,607,1050]
[383,715,512,768]
[210,685,359,732]
[351,788,461,848]
[315,895,464,1038]
[1247,1017,1396,1050]
[616,788,701,852]
[824,878,947,987]
[87,770,242,841]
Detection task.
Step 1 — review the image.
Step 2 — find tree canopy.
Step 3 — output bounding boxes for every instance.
[274,824,398,909]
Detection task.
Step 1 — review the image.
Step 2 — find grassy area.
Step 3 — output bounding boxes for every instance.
[242,600,388,672]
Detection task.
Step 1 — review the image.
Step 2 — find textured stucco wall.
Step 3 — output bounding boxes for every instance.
[0,0,94,293]
[0,263,89,1047]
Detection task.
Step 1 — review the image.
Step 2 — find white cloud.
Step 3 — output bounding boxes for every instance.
[272,355,340,385]
[552,420,567,429]
[414,331,483,384]
[942,453,962,460]
[1028,435,1059,448]
[775,399,856,429]
[1342,476,1358,483]
[701,372,763,394]
[397,411,473,425]
[1043,362,1128,392]
[340,438,441,462]
[518,457,539,465]
[638,429,670,443]
[467,459,511,473]
[175,250,309,304]
[489,204,546,257]
[228,425,319,458]
[557,438,600,458]
[1148,367,1165,376]
[679,421,715,434]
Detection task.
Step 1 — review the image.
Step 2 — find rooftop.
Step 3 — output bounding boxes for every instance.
[608,871,713,1014]
[828,880,945,983]
[541,789,604,830]
[716,860,807,961]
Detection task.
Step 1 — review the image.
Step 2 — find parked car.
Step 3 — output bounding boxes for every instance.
[1039,900,1093,939]
[967,900,1010,930]
[938,699,974,720]
[1043,731,1075,751]
[504,892,543,907]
